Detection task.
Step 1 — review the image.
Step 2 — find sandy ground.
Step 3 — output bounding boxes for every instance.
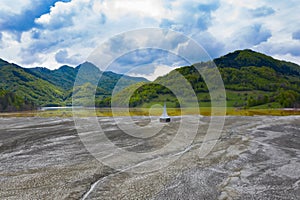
[0,116,299,199]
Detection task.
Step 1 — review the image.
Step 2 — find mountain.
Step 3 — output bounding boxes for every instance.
[0,59,148,108]
[0,59,65,107]
[27,62,148,93]
[26,65,77,91]
[214,49,300,76]
[0,89,35,112]
[1,49,299,110]
[109,49,300,109]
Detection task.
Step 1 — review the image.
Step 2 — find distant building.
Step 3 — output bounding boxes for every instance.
[160,102,171,123]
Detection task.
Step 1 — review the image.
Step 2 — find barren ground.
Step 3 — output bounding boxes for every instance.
[0,116,299,199]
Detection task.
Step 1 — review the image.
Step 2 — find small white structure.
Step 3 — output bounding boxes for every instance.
[160,102,171,123]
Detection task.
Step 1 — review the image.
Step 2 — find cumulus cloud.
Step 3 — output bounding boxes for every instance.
[192,31,225,59]
[292,30,300,40]
[87,28,215,79]
[0,0,300,73]
[106,48,189,75]
[258,41,300,57]
[87,29,194,72]
[159,0,220,32]
[107,0,171,20]
[231,24,272,49]
[55,49,82,65]
[30,29,41,39]
[250,6,275,17]
[35,0,106,30]
[0,0,71,34]
[0,0,31,14]
[127,64,178,81]
[19,48,45,65]
[0,32,5,48]
[35,2,74,30]
[114,49,169,67]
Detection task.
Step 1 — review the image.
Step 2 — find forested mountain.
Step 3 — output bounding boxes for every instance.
[0,59,148,110]
[0,59,65,106]
[27,65,77,91]
[214,49,300,76]
[1,49,299,111]
[0,89,35,112]
[27,62,148,92]
[106,49,300,109]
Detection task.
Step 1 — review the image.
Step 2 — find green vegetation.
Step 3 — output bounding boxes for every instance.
[0,60,65,107]
[99,83,180,108]
[28,62,147,93]
[0,59,147,111]
[214,49,300,76]
[5,107,299,118]
[106,49,300,109]
[1,49,299,112]
[0,89,35,112]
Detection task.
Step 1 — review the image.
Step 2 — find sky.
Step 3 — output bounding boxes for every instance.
[0,0,300,80]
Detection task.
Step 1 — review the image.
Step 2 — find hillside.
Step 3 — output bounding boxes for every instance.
[0,89,35,112]
[108,49,300,109]
[27,62,148,93]
[1,49,299,110]
[0,59,65,106]
[215,49,300,76]
[0,59,148,108]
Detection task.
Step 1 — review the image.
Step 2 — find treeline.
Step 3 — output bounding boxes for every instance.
[95,83,181,108]
[214,49,300,76]
[246,90,300,108]
[102,61,300,108]
[0,90,35,112]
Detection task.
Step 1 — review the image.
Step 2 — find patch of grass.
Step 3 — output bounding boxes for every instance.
[1,107,299,117]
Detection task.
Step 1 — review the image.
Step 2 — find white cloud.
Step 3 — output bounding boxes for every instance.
[128,64,177,81]
[0,0,300,73]
[207,0,300,63]
[272,53,300,65]
[0,32,25,64]
[35,1,74,29]
[0,0,31,14]
[257,40,300,57]
[55,49,82,65]
[107,0,172,20]
[250,6,275,17]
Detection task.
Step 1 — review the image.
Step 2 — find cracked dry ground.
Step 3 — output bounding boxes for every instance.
[0,116,299,199]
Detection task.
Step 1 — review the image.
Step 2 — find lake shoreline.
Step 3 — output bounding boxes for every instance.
[0,107,300,117]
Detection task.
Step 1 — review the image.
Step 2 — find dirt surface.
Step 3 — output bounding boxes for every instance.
[0,116,299,199]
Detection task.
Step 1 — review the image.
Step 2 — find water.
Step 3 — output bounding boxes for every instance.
[39,106,80,111]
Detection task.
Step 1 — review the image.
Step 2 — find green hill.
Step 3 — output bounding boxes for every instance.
[28,62,148,93]
[0,89,35,112]
[215,49,300,76]
[1,49,299,111]
[26,65,77,91]
[108,49,300,109]
[0,60,65,106]
[0,59,148,109]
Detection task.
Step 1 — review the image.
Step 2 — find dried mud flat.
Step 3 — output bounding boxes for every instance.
[0,116,299,200]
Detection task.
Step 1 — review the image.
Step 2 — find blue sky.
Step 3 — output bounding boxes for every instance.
[0,0,300,80]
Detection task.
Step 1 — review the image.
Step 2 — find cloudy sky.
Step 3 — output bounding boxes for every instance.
[0,0,299,80]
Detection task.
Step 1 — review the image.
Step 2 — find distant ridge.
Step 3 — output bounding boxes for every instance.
[0,59,148,107]
[214,49,300,76]
[109,49,300,109]
[27,61,148,91]
[1,49,299,110]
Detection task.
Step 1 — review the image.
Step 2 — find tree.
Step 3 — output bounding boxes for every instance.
[277,90,299,108]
